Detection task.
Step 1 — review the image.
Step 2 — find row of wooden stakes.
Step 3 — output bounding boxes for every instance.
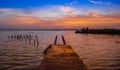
[8,34,39,46]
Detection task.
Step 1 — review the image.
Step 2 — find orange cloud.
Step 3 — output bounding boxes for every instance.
[48,15,120,28]
[0,14,120,29]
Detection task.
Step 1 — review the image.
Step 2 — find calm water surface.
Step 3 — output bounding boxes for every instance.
[0,30,120,70]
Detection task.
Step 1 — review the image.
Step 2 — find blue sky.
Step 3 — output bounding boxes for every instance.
[0,0,119,8]
[0,0,120,29]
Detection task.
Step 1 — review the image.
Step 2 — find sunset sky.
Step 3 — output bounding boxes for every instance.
[0,0,120,29]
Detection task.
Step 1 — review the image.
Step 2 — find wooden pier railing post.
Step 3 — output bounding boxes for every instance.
[62,35,66,45]
[54,35,58,45]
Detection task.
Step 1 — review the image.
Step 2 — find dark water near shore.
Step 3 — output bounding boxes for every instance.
[0,30,120,70]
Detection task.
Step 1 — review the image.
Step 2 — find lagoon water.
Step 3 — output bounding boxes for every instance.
[0,30,120,70]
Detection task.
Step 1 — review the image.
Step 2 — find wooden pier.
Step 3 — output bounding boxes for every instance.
[39,35,88,70]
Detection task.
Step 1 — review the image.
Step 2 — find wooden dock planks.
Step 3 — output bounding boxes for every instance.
[39,45,88,70]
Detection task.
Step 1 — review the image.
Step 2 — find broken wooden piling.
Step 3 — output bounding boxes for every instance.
[54,35,58,45]
[62,35,66,45]
[36,35,39,46]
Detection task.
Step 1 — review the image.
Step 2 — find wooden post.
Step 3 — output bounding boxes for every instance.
[11,35,13,40]
[34,39,36,45]
[62,35,66,45]
[21,34,23,42]
[20,34,22,40]
[36,35,39,46]
[13,34,16,40]
[8,35,10,39]
[24,35,27,43]
[54,35,58,45]
[29,34,31,44]
[43,44,52,54]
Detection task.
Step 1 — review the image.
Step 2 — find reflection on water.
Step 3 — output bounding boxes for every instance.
[0,30,120,70]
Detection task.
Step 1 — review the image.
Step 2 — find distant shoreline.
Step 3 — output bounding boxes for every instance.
[75,28,120,35]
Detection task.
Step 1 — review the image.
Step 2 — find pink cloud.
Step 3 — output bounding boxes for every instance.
[89,12,101,17]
